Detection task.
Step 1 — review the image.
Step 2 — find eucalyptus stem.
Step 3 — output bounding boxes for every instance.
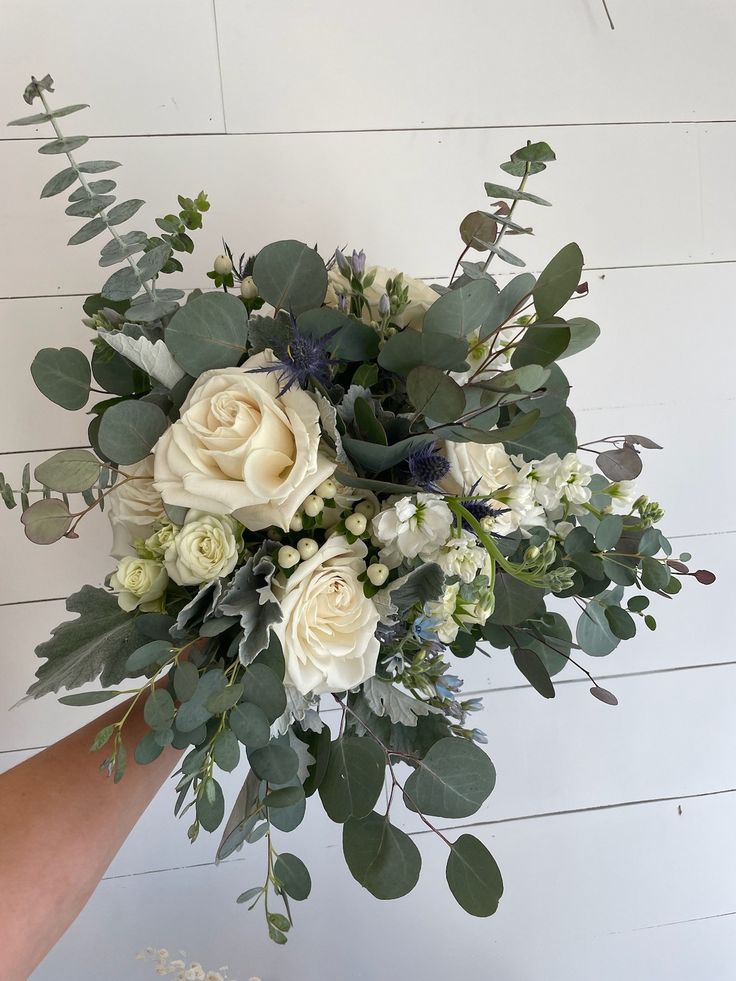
[34,80,155,302]
[481,161,531,273]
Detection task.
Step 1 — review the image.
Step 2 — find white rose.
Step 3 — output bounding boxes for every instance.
[107,456,167,559]
[110,556,168,612]
[327,265,438,329]
[153,350,335,532]
[272,535,380,695]
[164,511,240,586]
[442,442,519,496]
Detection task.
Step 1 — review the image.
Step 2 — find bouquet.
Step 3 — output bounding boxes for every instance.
[4,75,714,942]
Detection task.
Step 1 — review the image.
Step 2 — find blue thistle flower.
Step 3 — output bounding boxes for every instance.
[460,480,511,532]
[407,442,451,491]
[249,314,338,395]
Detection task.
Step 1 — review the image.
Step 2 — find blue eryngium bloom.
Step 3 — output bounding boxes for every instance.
[407,442,451,491]
[249,315,337,395]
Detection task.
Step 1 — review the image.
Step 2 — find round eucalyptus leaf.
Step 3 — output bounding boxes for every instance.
[173,661,200,703]
[604,605,637,640]
[318,736,386,824]
[21,498,72,544]
[35,449,101,493]
[503,411,577,461]
[248,743,299,784]
[97,399,168,465]
[560,317,600,359]
[241,663,287,724]
[253,240,327,315]
[406,366,465,424]
[134,730,165,765]
[274,853,312,901]
[343,812,421,900]
[229,701,271,749]
[403,737,495,819]
[446,834,504,917]
[31,347,91,410]
[423,279,496,338]
[378,330,468,377]
[213,730,241,772]
[576,600,620,656]
[488,574,546,626]
[298,308,379,361]
[264,786,305,809]
[595,514,624,551]
[510,321,571,368]
[166,292,249,376]
[126,640,173,673]
[143,689,175,731]
[196,779,225,832]
[590,685,619,706]
[640,556,670,591]
[459,211,498,251]
[533,243,584,320]
[512,648,555,698]
[596,446,642,481]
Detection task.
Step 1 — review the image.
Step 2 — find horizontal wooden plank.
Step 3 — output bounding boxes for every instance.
[0,0,224,137]
[2,123,730,299]
[1,261,731,451]
[216,0,736,132]
[30,792,736,980]
[4,660,735,878]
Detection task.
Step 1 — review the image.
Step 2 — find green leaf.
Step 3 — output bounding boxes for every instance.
[101,266,140,302]
[27,586,144,697]
[341,433,433,473]
[21,498,72,544]
[213,730,241,772]
[31,347,91,410]
[106,199,145,225]
[298,308,379,361]
[9,104,89,126]
[406,366,465,424]
[137,243,172,282]
[167,292,249,376]
[485,182,551,206]
[264,785,304,809]
[318,736,386,824]
[97,399,168,465]
[480,273,536,339]
[274,853,312,901]
[446,834,504,917]
[488,574,546,626]
[38,135,89,154]
[378,330,468,377]
[172,661,199,702]
[68,217,107,245]
[253,240,327,315]
[196,779,225,832]
[65,194,115,218]
[135,731,165,764]
[641,556,670,591]
[533,243,584,320]
[343,812,421,900]
[227,701,270,751]
[144,689,175,731]
[512,142,556,163]
[77,160,122,174]
[423,279,497,338]
[58,690,120,706]
[576,599,620,656]
[353,397,387,444]
[69,179,116,201]
[35,449,101,493]
[126,640,173,673]
[403,737,495,818]
[248,743,299,784]
[510,321,571,368]
[91,343,148,397]
[206,683,244,714]
[90,724,115,751]
[241,663,287,724]
[560,317,600,359]
[503,411,577,461]
[175,669,226,731]
[595,514,624,551]
[512,648,555,698]
[605,605,637,640]
[40,167,78,198]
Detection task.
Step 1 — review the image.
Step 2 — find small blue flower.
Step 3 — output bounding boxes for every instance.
[471,728,489,745]
[351,249,366,278]
[436,674,463,700]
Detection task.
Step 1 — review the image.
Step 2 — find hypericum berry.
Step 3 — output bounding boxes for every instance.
[289,514,304,532]
[355,500,376,519]
[366,563,389,586]
[240,275,258,299]
[315,479,337,499]
[213,254,233,275]
[345,512,367,536]
[304,495,324,517]
[277,545,300,569]
[297,538,319,560]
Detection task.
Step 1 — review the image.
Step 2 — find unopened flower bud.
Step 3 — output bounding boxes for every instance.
[289,514,304,532]
[480,516,495,533]
[366,563,389,586]
[304,495,324,517]
[345,512,367,536]
[315,478,336,499]
[355,500,376,519]
[334,249,351,276]
[525,545,540,561]
[297,538,319,560]
[378,292,390,317]
[277,545,300,569]
[351,249,366,277]
[240,275,258,299]
[213,254,232,276]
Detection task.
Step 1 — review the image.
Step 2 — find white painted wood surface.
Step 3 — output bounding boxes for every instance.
[0,2,732,977]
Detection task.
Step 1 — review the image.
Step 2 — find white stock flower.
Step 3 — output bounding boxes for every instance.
[272,536,380,695]
[110,556,168,612]
[371,494,453,568]
[164,512,240,586]
[327,265,438,328]
[432,530,488,583]
[555,452,595,508]
[153,351,335,532]
[107,455,167,559]
[605,479,638,513]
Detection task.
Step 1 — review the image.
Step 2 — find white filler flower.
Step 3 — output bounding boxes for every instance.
[372,493,453,567]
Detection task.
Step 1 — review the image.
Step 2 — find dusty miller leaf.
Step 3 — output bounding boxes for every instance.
[99,331,185,389]
[362,677,439,727]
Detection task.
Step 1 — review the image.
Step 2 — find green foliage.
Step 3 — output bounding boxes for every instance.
[253,240,328,315]
[97,399,168,465]
[377,330,468,376]
[31,347,91,410]
[21,498,72,544]
[274,853,312,901]
[167,292,249,376]
[319,736,386,823]
[343,812,421,899]
[533,243,584,320]
[423,279,496,337]
[34,450,100,493]
[403,737,495,819]
[446,834,504,916]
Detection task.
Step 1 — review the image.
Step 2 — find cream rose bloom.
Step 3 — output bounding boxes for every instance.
[153,351,335,532]
[327,264,438,329]
[110,556,168,612]
[107,456,167,559]
[272,535,380,696]
[442,442,519,496]
[164,511,240,586]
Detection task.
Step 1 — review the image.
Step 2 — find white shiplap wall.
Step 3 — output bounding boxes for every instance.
[0,2,734,978]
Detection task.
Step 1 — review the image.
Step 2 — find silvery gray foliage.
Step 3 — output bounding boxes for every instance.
[271,686,324,737]
[362,677,441,727]
[218,541,282,665]
[173,578,223,638]
[372,562,445,624]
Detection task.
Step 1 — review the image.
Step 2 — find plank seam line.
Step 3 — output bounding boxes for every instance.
[210,0,228,134]
[97,786,736,882]
[1,118,736,142]
[607,908,736,935]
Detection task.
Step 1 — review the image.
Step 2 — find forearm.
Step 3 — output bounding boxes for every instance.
[0,692,181,980]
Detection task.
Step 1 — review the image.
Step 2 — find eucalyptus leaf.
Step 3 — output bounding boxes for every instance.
[503,411,576,461]
[485,182,552,206]
[35,449,100,493]
[40,167,78,198]
[68,217,107,245]
[403,737,495,818]
[446,834,504,917]
[97,399,168,465]
[39,135,89,154]
[318,736,386,824]
[406,366,465,423]
[31,347,91,410]
[101,266,140,302]
[167,292,248,376]
[423,279,497,338]
[533,243,584,320]
[253,240,327,315]
[21,498,72,544]
[343,812,421,900]
[106,199,145,225]
[77,160,122,174]
[378,330,468,377]
[274,853,312,901]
